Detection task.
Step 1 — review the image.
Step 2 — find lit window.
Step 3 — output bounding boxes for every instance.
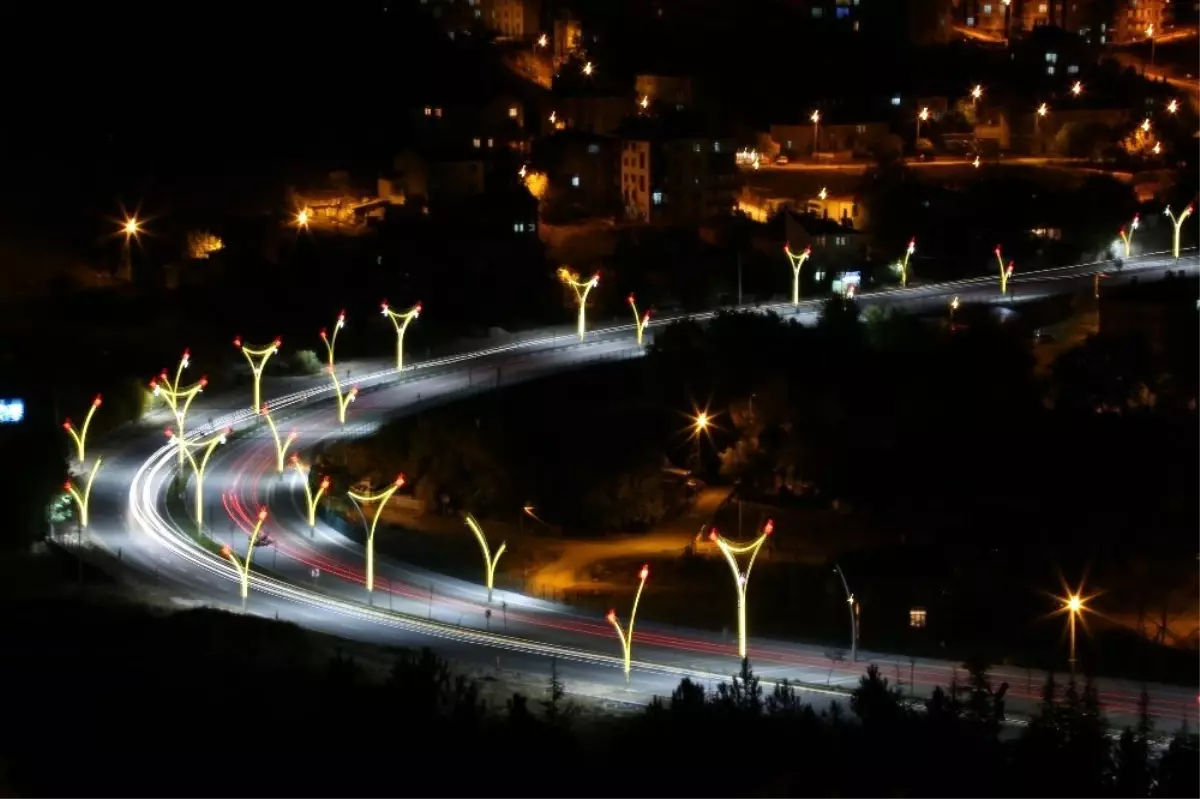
[836,6,850,18]
[1038,3,1047,12]
[967,15,975,26]
[513,223,524,232]
[424,106,432,116]
[474,8,481,17]
[435,108,443,117]
[713,141,721,153]
[983,3,992,12]
[1046,51,1057,62]
[811,7,823,17]
[587,143,600,154]
[910,608,927,629]
[891,95,901,106]
[1047,66,1055,75]
[571,175,580,187]
[508,106,518,118]
[1099,34,1105,43]
[693,142,701,153]
[528,222,536,231]
[786,140,793,149]
[487,138,494,148]
[473,137,481,148]
[1067,64,1079,74]
[652,191,664,205]
[855,124,866,133]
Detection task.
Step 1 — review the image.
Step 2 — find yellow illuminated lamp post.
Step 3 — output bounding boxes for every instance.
[168,426,228,531]
[1165,204,1194,261]
[994,246,1014,295]
[536,33,547,48]
[261,404,298,473]
[319,312,358,424]
[1145,24,1156,68]
[1167,99,1178,115]
[627,293,651,347]
[896,237,916,288]
[970,84,983,109]
[783,243,812,306]
[606,564,650,683]
[64,458,103,529]
[464,514,507,603]
[233,335,282,414]
[916,107,930,143]
[290,454,331,533]
[972,155,981,168]
[582,61,594,76]
[810,110,820,155]
[381,300,422,374]
[222,507,268,611]
[1071,81,1083,97]
[709,520,774,659]
[295,208,311,229]
[1118,214,1140,258]
[150,350,207,469]
[557,267,600,340]
[949,296,960,327]
[347,474,406,595]
[62,394,102,463]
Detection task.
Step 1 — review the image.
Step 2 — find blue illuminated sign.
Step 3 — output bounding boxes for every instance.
[0,399,25,423]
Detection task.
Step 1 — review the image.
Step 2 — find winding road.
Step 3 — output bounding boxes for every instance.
[83,250,1199,729]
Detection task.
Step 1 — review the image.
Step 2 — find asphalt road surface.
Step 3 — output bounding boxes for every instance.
[82,250,1199,730]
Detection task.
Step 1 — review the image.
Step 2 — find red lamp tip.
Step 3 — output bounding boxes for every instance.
[708,529,719,542]
[233,337,242,348]
[258,508,268,521]
[221,545,232,557]
[63,481,72,491]
[381,300,389,309]
[394,474,406,486]
[639,565,650,580]
[62,420,71,430]
[93,395,103,407]
[320,476,331,488]
[606,610,616,622]
[804,246,811,254]
[764,519,775,536]
[165,427,175,437]
[200,377,209,387]
[274,337,282,346]
[289,453,299,463]
[319,329,327,339]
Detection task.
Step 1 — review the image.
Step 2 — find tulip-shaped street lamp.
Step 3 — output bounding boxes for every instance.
[783,243,812,306]
[222,507,268,610]
[1118,214,1140,258]
[62,394,102,463]
[710,520,774,659]
[64,457,103,529]
[319,309,346,370]
[347,474,406,594]
[896,237,916,288]
[169,426,228,531]
[319,315,358,425]
[464,513,507,603]
[607,564,650,683]
[261,404,298,473]
[150,349,207,469]
[233,335,282,414]
[557,267,600,340]
[627,293,651,347]
[1165,204,1194,261]
[290,455,331,533]
[381,300,422,374]
[994,246,1014,295]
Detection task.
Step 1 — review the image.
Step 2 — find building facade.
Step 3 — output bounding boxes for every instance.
[620,133,737,225]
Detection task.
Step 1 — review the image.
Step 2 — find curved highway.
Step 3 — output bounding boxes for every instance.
[85,251,1198,728]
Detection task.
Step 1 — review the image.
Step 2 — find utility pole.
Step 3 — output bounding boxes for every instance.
[736,252,743,307]
[834,562,858,662]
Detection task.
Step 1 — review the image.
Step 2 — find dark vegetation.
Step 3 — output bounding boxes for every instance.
[2,593,1195,797]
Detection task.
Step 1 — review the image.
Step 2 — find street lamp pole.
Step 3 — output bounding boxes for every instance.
[833,562,858,662]
[710,521,773,659]
[150,350,207,470]
[607,564,650,683]
[994,246,1015,295]
[62,394,103,464]
[347,474,406,595]
[627,294,652,348]
[1165,204,1194,261]
[810,110,820,157]
[290,455,330,534]
[1118,214,1140,258]
[222,507,268,612]
[897,238,916,288]
[464,514,507,603]
[233,336,282,414]
[169,427,229,532]
[261,404,298,474]
[557,268,600,340]
[381,300,422,374]
[783,243,811,306]
[916,107,930,145]
[319,314,358,424]
[64,457,103,530]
